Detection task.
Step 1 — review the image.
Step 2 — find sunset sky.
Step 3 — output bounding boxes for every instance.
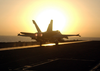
[0,0,100,37]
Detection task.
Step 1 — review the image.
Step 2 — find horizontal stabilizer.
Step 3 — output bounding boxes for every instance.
[20,32,35,35]
[53,34,81,39]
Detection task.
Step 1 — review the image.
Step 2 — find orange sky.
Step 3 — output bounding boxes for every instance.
[0,0,100,37]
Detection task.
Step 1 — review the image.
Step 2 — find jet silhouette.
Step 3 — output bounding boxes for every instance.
[18,20,81,46]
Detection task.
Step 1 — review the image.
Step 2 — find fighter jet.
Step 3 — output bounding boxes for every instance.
[18,20,81,46]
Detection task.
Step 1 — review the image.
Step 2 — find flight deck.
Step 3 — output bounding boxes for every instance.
[0,40,89,51]
[0,41,100,71]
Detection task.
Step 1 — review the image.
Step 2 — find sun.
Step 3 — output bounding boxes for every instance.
[35,8,68,32]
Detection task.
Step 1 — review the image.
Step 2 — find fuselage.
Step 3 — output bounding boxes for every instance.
[35,30,62,42]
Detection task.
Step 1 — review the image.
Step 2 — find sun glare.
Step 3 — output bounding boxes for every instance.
[35,8,68,32]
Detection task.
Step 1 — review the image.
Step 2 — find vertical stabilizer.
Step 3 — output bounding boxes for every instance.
[47,20,53,32]
[32,20,41,32]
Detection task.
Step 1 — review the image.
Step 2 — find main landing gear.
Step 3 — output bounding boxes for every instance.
[40,42,42,47]
[55,42,58,46]
[40,41,58,46]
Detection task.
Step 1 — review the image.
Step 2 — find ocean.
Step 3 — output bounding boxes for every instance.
[0,36,36,42]
[0,36,100,42]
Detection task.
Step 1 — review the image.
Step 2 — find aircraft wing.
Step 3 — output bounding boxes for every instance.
[54,34,81,39]
[18,32,37,39]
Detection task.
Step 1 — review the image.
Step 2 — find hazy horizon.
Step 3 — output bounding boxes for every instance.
[0,35,100,38]
[0,36,100,42]
[0,0,100,37]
